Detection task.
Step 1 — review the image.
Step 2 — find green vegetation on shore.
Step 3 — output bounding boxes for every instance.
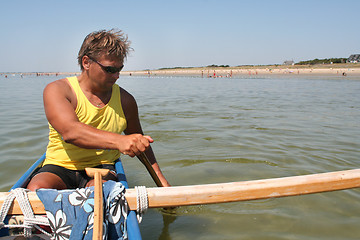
[158,64,230,70]
[154,62,359,72]
[155,57,359,71]
[295,58,347,65]
[158,66,193,70]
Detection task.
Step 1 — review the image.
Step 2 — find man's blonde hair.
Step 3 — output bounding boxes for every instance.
[77,29,132,70]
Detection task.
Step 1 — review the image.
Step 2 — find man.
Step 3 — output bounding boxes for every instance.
[27,29,170,190]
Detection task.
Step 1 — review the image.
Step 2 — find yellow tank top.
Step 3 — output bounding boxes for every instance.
[44,76,127,170]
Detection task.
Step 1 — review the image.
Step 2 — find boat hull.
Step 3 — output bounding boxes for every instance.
[0,155,142,239]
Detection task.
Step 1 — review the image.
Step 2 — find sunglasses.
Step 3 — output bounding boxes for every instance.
[88,56,124,74]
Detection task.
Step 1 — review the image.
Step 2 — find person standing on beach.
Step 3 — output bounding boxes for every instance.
[27,29,170,190]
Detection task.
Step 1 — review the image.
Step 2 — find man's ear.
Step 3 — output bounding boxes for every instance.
[82,56,91,70]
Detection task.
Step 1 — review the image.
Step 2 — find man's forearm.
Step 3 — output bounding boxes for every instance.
[61,121,122,150]
[60,121,151,157]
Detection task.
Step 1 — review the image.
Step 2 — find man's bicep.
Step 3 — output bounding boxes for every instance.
[43,82,79,133]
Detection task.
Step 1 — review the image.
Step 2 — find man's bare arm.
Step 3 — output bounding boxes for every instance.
[121,87,171,187]
[43,80,151,156]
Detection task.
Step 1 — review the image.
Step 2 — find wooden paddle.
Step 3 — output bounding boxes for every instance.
[3,169,360,214]
[138,152,164,187]
[85,168,110,240]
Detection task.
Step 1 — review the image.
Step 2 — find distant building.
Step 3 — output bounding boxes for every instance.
[347,54,360,63]
[283,60,295,65]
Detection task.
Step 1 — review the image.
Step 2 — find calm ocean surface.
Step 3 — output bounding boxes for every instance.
[1,74,360,239]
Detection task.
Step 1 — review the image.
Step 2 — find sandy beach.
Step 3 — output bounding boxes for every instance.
[121,63,360,78]
[1,64,360,78]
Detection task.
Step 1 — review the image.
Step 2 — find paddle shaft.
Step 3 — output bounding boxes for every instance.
[93,172,103,240]
[85,168,110,240]
[138,152,164,187]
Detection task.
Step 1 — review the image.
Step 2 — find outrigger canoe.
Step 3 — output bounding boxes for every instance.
[0,154,142,239]
[1,155,360,239]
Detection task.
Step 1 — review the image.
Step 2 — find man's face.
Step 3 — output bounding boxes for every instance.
[88,54,124,89]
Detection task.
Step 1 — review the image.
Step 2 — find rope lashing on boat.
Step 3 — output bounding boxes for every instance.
[0,188,51,238]
[135,186,148,223]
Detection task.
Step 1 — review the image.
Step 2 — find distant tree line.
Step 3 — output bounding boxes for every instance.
[295,58,347,65]
[156,58,350,71]
[207,64,230,68]
[158,64,230,70]
[158,66,192,70]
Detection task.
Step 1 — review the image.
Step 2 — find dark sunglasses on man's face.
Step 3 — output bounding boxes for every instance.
[88,56,124,74]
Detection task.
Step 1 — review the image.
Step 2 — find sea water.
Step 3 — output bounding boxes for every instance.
[1,74,360,239]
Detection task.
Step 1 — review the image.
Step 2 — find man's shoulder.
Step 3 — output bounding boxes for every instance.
[44,78,73,97]
[119,86,135,101]
[46,78,70,88]
[119,86,137,112]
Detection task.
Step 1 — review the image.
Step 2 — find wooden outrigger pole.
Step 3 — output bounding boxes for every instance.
[2,169,360,215]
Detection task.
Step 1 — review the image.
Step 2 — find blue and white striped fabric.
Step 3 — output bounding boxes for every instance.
[36,180,128,240]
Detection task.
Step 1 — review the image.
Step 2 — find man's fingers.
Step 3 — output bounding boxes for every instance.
[135,135,152,152]
[143,135,154,143]
[120,134,154,157]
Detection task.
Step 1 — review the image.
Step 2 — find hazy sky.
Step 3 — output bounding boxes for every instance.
[1,0,359,72]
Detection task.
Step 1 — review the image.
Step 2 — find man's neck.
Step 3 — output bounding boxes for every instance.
[77,73,113,105]
[78,72,111,96]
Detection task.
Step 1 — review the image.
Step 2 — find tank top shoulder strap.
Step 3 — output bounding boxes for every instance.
[67,76,81,97]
